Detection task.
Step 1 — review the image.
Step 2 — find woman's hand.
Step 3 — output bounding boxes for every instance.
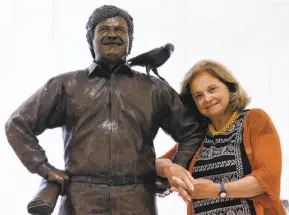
[164,163,195,190]
[163,163,195,202]
[171,177,219,201]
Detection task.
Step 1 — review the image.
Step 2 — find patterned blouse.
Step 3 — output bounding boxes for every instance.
[192,110,256,215]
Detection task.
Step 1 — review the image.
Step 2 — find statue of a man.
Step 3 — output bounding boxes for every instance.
[5,5,205,215]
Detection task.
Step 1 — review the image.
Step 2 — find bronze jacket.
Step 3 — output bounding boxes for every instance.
[5,62,205,182]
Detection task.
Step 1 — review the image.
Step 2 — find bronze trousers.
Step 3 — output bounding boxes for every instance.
[58,182,158,215]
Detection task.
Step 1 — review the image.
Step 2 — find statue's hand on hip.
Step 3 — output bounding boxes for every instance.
[47,168,70,194]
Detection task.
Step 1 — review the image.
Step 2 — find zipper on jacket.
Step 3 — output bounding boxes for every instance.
[108,75,113,185]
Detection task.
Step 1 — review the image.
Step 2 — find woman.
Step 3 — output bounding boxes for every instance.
[156,60,286,214]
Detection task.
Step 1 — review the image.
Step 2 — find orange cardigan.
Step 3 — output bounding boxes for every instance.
[160,109,286,215]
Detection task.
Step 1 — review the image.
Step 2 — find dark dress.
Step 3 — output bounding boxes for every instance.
[192,110,256,215]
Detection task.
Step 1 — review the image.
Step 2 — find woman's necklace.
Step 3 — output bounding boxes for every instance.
[208,111,239,136]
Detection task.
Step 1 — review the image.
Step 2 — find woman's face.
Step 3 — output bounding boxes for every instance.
[190,70,231,120]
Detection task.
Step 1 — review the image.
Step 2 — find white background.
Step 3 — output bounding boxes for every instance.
[0,0,288,214]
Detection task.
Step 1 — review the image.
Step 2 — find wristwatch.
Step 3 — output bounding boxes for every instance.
[219,182,227,198]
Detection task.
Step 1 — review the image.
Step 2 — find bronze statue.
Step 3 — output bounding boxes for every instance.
[5,5,205,215]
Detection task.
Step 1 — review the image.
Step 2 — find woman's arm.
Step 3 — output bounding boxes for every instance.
[224,176,266,198]
[155,158,173,178]
[172,175,266,199]
[245,109,282,203]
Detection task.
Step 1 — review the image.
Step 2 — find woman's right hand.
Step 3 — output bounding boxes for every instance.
[164,163,195,202]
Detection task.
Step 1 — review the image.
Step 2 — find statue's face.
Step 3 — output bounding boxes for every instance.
[93,16,129,61]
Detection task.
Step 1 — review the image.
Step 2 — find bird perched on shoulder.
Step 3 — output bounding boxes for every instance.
[127,43,174,83]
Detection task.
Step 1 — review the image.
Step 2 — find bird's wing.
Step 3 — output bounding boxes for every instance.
[127,47,160,66]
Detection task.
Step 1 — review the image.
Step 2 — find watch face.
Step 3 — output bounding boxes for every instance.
[220,192,226,198]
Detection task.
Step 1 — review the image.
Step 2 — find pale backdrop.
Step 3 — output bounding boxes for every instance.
[0,0,289,214]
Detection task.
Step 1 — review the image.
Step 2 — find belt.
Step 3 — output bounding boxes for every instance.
[70,175,156,186]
